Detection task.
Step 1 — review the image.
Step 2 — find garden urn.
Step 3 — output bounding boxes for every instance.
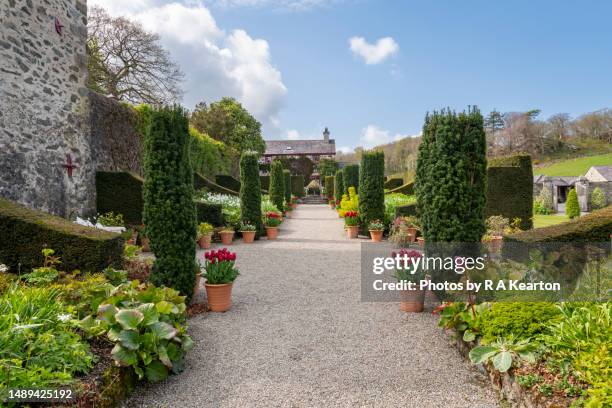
[346,225,359,239]
[219,231,234,245]
[241,231,256,244]
[399,289,425,313]
[205,282,233,312]
[369,230,384,242]
[266,227,278,240]
[198,234,212,249]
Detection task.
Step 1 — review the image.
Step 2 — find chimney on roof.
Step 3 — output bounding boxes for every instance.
[323,127,330,143]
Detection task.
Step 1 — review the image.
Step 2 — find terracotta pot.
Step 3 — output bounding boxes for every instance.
[198,234,212,249]
[193,273,202,300]
[241,230,256,243]
[407,227,418,243]
[205,282,233,312]
[266,227,278,240]
[487,235,503,252]
[346,225,359,239]
[128,231,138,245]
[400,289,425,313]
[141,237,150,252]
[369,230,384,242]
[417,237,425,248]
[291,203,297,210]
[219,231,234,245]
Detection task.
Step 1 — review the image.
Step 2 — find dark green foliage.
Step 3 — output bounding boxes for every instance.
[195,202,223,226]
[325,176,335,200]
[415,108,488,242]
[283,169,292,204]
[215,175,241,192]
[334,170,344,202]
[358,151,385,229]
[193,173,238,196]
[343,164,360,193]
[0,197,123,272]
[260,175,270,191]
[395,203,417,218]
[240,152,263,236]
[291,175,305,198]
[566,189,580,219]
[319,158,338,177]
[486,154,533,229]
[269,160,285,212]
[384,178,403,190]
[143,107,197,300]
[386,181,414,195]
[479,302,561,344]
[189,127,233,178]
[506,204,612,243]
[96,172,144,225]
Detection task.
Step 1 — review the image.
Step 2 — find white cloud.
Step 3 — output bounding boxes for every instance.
[89,0,287,131]
[287,129,300,140]
[338,146,354,154]
[208,0,340,11]
[360,125,391,148]
[349,36,399,65]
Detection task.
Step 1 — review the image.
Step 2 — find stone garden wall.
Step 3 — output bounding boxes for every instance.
[0,0,92,218]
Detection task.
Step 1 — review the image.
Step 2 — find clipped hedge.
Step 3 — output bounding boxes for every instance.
[194,173,239,196]
[215,175,241,192]
[384,177,403,190]
[283,169,292,204]
[486,154,533,230]
[96,172,144,225]
[325,176,334,201]
[386,181,414,195]
[0,197,124,272]
[240,152,263,236]
[195,202,223,226]
[395,202,417,218]
[505,205,612,243]
[260,175,270,191]
[291,175,305,198]
[269,160,285,212]
[334,170,344,203]
[343,164,360,193]
[359,151,385,229]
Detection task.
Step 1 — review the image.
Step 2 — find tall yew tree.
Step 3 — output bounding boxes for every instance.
[269,160,285,213]
[358,151,385,229]
[283,169,292,205]
[334,170,344,202]
[240,151,263,236]
[415,108,487,242]
[143,106,196,299]
[343,164,360,193]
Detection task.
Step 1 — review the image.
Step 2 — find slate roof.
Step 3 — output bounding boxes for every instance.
[264,139,336,156]
[592,166,612,181]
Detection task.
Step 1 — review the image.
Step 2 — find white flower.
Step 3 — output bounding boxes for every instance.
[0,264,8,273]
[57,313,72,322]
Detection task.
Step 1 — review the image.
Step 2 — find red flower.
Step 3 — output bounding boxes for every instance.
[345,211,358,218]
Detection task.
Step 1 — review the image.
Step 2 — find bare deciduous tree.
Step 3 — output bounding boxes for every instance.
[87,7,184,105]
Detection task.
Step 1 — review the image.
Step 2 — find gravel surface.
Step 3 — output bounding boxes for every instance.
[125,205,498,408]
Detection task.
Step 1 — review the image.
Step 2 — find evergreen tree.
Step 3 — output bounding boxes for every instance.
[334,170,344,203]
[343,164,360,193]
[319,158,338,177]
[325,176,335,201]
[240,151,263,236]
[415,108,487,242]
[283,169,292,205]
[358,151,385,229]
[269,160,285,212]
[590,187,606,210]
[566,188,580,219]
[143,106,196,300]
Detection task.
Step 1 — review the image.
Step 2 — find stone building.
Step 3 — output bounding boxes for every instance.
[533,165,612,212]
[263,127,336,165]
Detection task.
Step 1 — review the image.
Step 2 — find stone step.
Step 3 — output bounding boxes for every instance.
[301,196,329,204]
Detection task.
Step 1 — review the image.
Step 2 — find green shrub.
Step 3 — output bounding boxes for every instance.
[291,175,305,198]
[415,108,487,242]
[269,160,285,213]
[590,187,606,210]
[189,127,233,178]
[384,193,416,225]
[318,158,338,177]
[566,188,580,219]
[358,151,385,230]
[195,202,223,226]
[96,172,144,225]
[386,181,414,195]
[384,177,403,189]
[534,186,554,215]
[479,302,561,344]
[325,176,335,201]
[0,197,124,273]
[395,202,417,218]
[193,173,238,196]
[506,205,612,243]
[260,175,270,191]
[240,152,263,237]
[486,155,534,230]
[283,169,291,204]
[215,175,241,192]
[334,170,344,202]
[143,107,197,300]
[343,164,359,193]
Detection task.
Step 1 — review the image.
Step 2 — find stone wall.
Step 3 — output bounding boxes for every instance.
[0,0,92,218]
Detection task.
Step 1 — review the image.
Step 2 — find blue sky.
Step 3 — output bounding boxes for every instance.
[93,0,612,152]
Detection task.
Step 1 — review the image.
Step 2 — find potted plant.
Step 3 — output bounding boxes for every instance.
[219,226,235,245]
[329,199,336,209]
[368,219,385,242]
[291,195,298,210]
[344,211,359,239]
[240,222,256,244]
[393,249,426,313]
[202,248,239,312]
[197,222,214,249]
[284,203,293,218]
[264,211,282,240]
[483,215,509,252]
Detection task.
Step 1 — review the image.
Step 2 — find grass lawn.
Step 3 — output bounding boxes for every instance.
[534,153,612,176]
[533,214,569,228]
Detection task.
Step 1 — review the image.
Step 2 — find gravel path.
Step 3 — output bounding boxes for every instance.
[125,205,498,408]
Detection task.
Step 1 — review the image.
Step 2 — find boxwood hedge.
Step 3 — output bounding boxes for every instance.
[384,177,403,190]
[195,202,223,226]
[215,175,241,192]
[0,197,124,272]
[291,175,305,198]
[96,172,144,225]
[194,172,239,196]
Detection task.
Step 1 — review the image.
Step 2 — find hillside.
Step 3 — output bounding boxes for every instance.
[534,153,612,176]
